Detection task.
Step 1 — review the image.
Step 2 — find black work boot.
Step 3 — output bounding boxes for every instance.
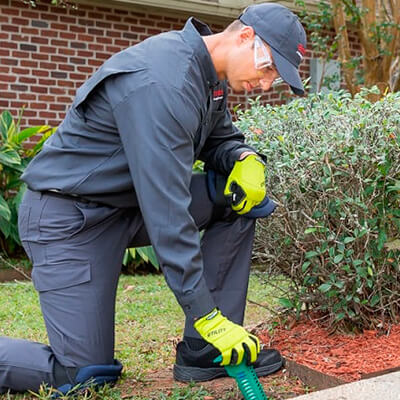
[173,339,284,382]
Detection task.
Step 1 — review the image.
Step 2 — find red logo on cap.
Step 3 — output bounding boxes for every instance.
[297,44,306,56]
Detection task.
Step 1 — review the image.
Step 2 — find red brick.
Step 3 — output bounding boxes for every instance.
[107,30,121,38]
[19,77,37,84]
[12,17,29,25]
[88,59,102,67]
[69,8,86,17]
[105,45,120,53]
[50,87,66,95]
[88,12,103,19]
[139,19,155,26]
[124,17,138,24]
[58,48,75,56]
[41,30,58,38]
[39,61,57,69]
[51,55,68,62]
[77,66,93,73]
[57,80,74,87]
[96,21,111,29]
[59,16,75,23]
[40,46,57,54]
[50,39,68,47]
[11,101,26,107]
[156,22,172,29]
[77,50,93,57]
[0,42,17,49]
[19,93,36,100]
[38,78,56,85]
[28,118,47,125]
[50,103,67,110]
[39,111,57,118]
[2,92,17,98]
[31,36,49,45]
[78,18,94,27]
[70,57,85,65]
[70,73,86,80]
[70,25,86,33]
[21,27,39,35]
[59,64,74,71]
[50,23,68,30]
[12,51,30,58]
[114,23,129,31]
[32,53,48,60]
[95,52,110,60]
[114,39,130,47]
[32,70,49,77]
[38,95,55,102]
[1,58,18,65]
[2,8,19,16]
[0,101,10,108]
[87,28,103,35]
[0,49,10,56]
[96,37,112,44]
[12,67,30,75]
[147,29,162,35]
[20,60,38,67]
[41,13,58,21]
[0,66,9,73]
[88,43,104,51]
[60,32,76,40]
[31,86,48,93]
[21,10,39,19]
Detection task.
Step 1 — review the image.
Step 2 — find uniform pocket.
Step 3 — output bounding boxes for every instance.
[32,261,91,292]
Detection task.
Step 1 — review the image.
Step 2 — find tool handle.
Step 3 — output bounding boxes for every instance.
[214,356,268,400]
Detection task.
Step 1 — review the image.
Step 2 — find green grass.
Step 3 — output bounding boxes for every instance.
[0,271,285,399]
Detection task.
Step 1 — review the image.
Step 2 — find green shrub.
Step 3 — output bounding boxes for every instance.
[0,110,55,255]
[236,87,400,330]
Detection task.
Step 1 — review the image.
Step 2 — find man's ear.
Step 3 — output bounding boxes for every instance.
[237,25,255,45]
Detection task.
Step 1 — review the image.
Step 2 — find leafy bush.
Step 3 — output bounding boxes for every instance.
[236,88,400,330]
[0,110,55,255]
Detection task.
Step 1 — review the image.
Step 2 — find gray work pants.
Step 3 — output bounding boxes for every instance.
[0,174,255,393]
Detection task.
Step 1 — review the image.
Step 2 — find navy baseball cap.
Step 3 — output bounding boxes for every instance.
[239,3,307,95]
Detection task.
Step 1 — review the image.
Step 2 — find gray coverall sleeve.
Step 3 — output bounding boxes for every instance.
[199,108,256,175]
[112,82,216,319]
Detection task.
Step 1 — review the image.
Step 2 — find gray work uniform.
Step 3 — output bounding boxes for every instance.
[0,18,256,393]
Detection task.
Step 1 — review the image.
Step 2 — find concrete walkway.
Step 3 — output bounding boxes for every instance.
[289,370,400,400]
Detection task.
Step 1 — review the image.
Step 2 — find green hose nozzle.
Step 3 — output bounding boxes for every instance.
[214,356,268,400]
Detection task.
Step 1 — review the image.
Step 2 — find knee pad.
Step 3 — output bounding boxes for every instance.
[54,360,122,397]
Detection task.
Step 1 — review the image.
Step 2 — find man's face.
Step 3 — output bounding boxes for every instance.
[226,30,281,93]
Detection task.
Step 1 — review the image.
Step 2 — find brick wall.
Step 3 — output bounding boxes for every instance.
[0,0,355,131]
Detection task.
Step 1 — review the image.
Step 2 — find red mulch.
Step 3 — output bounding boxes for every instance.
[259,317,400,382]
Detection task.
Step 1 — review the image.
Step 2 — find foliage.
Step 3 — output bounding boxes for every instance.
[0,110,56,255]
[295,0,400,96]
[122,245,159,273]
[236,89,400,330]
[22,0,76,8]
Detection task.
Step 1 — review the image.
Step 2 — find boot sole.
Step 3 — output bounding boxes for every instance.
[173,359,284,383]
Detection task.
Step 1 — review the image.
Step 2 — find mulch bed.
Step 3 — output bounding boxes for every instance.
[259,315,400,383]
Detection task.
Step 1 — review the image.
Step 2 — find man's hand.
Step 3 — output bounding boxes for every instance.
[194,308,260,365]
[224,154,266,215]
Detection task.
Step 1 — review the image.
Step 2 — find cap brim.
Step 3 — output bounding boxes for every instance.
[270,47,304,96]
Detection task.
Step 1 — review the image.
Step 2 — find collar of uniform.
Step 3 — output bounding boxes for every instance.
[182,17,219,89]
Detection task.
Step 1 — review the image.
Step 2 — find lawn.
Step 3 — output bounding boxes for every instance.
[0,270,298,399]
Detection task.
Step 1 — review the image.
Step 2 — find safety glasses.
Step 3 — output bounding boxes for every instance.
[254,35,274,70]
[254,35,283,87]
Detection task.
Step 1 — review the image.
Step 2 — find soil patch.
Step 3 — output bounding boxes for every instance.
[259,316,400,383]
[120,367,311,399]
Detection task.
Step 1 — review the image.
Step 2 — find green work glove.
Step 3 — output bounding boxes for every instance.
[194,308,260,366]
[224,154,266,215]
